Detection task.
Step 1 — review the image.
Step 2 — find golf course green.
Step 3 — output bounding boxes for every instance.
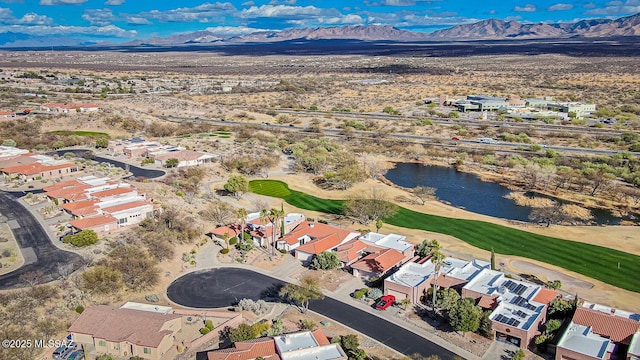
[250,179,640,293]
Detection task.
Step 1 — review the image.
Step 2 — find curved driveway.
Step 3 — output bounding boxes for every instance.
[0,191,83,289]
[50,149,166,179]
[167,268,457,359]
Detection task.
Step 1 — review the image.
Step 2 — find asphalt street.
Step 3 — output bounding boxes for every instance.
[0,191,83,289]
[168,268,457,359]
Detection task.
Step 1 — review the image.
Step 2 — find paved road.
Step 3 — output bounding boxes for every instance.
[0,191,83,289]
[49,149,166,179]
[167,268,457,359]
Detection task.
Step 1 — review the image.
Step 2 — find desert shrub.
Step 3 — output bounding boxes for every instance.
[237,298,269,315]
[353,288,368,300]
[367,288,383,300]
[220,248,230,254]
[300,319,317,330]
[75,305,84,314]
[63,230,98,247]
[200,327,211,335]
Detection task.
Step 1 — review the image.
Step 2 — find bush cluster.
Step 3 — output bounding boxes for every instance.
[237,298,269,315]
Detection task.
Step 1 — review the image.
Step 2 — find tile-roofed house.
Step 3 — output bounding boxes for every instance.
[2,160,79,182]
[335,240,368,267]
[358,232,414,257]
[88,186,137,200]
[69,214,117,233]
[207,330,345,360]
[294,233,342,262]
[151,149,217,168]
[207,338,279,360]
[532,288,558,305]
[556,322,616,360]
[68,304,181,360]
[279,221,359,255]
[571,305,640,344]
[350,248,407,278]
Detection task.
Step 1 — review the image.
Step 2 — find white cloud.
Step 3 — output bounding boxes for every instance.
[141,2,236,23]
[583,2,596,9]
[16,12,53,25]
[81,9,115,26]
[488,9,496,14]
[585,0,640,15]
[241,0,254,6]
[105,0,125,5]
[125,16,152,25]
[204,25,273,34]
[513,4,537,12]
[381,0,416,5]
[0,24,136,37]
[39,0,87,5]
[547,3,574,11]
[240,4,338,18]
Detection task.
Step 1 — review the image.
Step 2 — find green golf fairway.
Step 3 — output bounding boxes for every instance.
[250,179,640,293]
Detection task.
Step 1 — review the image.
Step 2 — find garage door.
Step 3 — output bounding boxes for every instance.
[387,289,408,300]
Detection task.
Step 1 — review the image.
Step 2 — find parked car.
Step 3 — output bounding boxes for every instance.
[53,344,73,360]
[451,137,460,141]
[375,295,396,310]
[66,350,84,360]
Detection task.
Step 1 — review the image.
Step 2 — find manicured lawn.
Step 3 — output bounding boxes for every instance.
[250,180,640,293]
[50,130,110,138]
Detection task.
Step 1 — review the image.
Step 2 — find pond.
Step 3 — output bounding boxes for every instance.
[384,163,623,225]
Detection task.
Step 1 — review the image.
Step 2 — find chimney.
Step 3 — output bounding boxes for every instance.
[309,222,315,228]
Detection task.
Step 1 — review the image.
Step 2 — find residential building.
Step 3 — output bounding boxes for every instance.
[384,257,490,304]
[462,268,557,349]
[107,138,218,167]
[358,232,414,258]
[278,221,358,261]
[150,149,217,168]
[1,155,79,182]
[456,95,509,112]
[0,111,15,118]
[350,248,408,279]
[555,302,640,360]
[207,330,346,360]
[68,304,181,360]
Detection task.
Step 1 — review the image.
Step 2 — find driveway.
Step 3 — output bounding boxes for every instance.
[167,268,457,359]
[50,149,166,179]
[0,191,83,289]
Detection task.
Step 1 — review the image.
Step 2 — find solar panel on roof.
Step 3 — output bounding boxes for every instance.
[515,284,527,295]
[515,310,527,318]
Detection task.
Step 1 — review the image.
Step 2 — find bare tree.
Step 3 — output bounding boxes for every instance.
[200,200,236,226]
[19,270,44,287]
[528,202,568,227]
[343,189,398,225]
[56,262,75,280]
[410,186,437,205]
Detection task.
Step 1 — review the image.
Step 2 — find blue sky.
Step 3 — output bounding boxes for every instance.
[0,0,638,42]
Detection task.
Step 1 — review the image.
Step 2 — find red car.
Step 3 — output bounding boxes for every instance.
[375,295,396,310]
[451,137,460,141]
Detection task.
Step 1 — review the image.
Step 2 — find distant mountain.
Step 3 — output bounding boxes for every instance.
[429,13,640,39]
[0,13,638,48]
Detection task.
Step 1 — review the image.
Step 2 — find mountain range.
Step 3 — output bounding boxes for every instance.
[0,13,638,48]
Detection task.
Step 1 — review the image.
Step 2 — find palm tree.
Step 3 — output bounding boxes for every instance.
[236,208,248,244]
[259,208,270,249]
[427,240,445,314]
[267,208,285,256]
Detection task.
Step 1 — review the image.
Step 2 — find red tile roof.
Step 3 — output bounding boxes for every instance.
[295,233,341,255]
[281,221,353,246]
[350,248,406,274]
[89,187,136,199]
[478,295,497,309]
[311,329,331,345]
[435,273,468,289]
[101,200,151,214]
[335,240,367,264]
[2,161,76,175]
[69,214,117,230]
[207,337,279,360]
[532,288,558,305]
[44,179,82,192]
[62,199,98,211]
[572,307,640,344]
[208,225,242,238]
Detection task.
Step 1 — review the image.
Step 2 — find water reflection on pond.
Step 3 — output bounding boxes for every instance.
[384,163,622,225]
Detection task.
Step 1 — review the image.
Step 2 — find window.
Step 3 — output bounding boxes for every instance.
[114,343,119,350]
[144,348,151,354]
[98,340,106,347]
[117,218,127,224]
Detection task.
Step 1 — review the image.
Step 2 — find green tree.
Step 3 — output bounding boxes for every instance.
[95,137,109,148]
[224,174,249,199]
[52,140,65,150]
[312,251,342,270]
[236,207,249,243]
[279,274,323,312]
[478,311,493,339]
[375,219,383,232]
[165,158,179,168]
[63,230,99,247]
[512,349,526,360]
[545,319,562,334]
[424,240,446,313]
[228,323,256,343]
[449,298,482,333]
[436,288,460,312]
[2,139,17,147]
[400,298,411,310]
[546,280,562,290]
[549,298,575,317]
[340,334,360,353]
